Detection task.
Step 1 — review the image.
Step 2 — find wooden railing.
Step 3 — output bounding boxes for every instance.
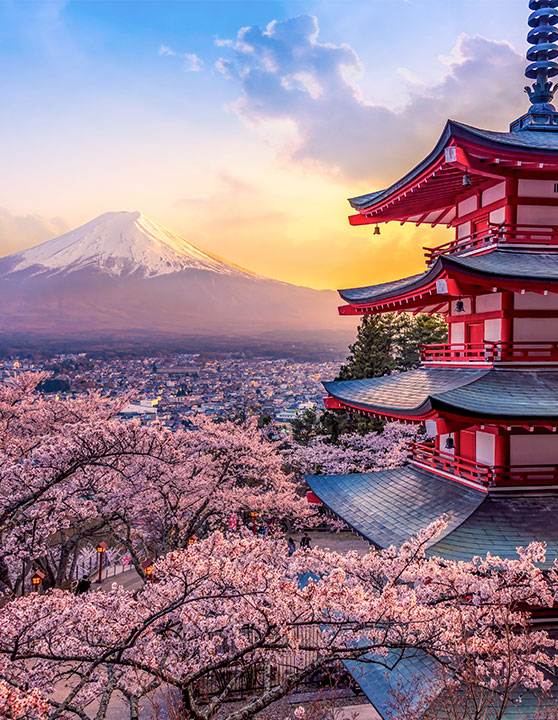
[409,442,558,488]
[424,223,558,264]
[421,341,558,364]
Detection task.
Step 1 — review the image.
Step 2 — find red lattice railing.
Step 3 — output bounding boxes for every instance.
[421,341,558,364]
[424,223,558,264]
[409,442,558,488]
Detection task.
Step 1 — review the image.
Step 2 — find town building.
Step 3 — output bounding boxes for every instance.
[306,0,558,714]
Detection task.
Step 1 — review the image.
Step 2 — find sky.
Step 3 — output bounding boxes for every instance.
[0,0,538,290]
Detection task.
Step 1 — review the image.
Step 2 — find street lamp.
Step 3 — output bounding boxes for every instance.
[96,541,107,583]
[31,571,44,593]
[250,511,259,535]
[142,558,154,583]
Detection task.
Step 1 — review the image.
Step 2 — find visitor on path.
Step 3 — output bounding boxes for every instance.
[75,576,91,594]
[300,533,311,549]
[287,537,296,556]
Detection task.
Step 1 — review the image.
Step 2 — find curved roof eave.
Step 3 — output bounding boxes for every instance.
[338,259,444,305]
[348,120,453,211]
[348,119,558,213]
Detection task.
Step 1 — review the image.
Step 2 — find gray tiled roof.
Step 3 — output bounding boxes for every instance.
[349,119,558,210]
[306,467,558,568]
[344,649,437,719]
[323,367,488,415]
[345,649,557,718]
[435,369,558,418]
[430,495,558,566]
[305,465,486,549]
[324,368,558,419]
[338,250,558,305]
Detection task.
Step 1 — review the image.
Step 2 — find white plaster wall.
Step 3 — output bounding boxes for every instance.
[518,179,558,198]
[458,196,478,217]
[484,318,501,341]
[482,182,506,206]
[450,298,473,314]
[489,207,506,224]
[510,434,558,465]
[476,432,495,466]
[514,317,558,340]
[450,323,465,344]
[476,293,502,313]
[514,292,558,310]
[439,433,455,455]
[457,222,471,239]
[517,204,558,226]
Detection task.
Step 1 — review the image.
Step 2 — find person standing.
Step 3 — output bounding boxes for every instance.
[287,537,296,556]
[75,575,91,594]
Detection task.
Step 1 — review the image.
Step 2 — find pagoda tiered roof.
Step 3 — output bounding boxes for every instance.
[345,647,557,718]
[323,368,558,421]
[348,120,558,227]
[339,249,558,313]
[306,466,558,568]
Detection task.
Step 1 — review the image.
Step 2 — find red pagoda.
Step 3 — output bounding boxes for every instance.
[306,0,558,713]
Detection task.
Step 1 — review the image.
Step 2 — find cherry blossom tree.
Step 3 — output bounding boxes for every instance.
[1,525,557,720]
[0,374,313,592]
[287,421,422,476]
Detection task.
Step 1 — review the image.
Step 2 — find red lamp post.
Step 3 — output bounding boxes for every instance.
[142,558,154,583]
[31,570,44,593]
[96,541,107,583]
[250,511,259,535]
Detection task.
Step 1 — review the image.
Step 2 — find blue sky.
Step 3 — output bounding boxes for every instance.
[0,1,539,288]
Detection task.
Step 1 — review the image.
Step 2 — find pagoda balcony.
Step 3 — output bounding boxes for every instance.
[424,223,558,265]
[409,441,558,490]
[421,341,558,366]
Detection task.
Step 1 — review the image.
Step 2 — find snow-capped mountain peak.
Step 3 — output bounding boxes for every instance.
[5,211,251,279]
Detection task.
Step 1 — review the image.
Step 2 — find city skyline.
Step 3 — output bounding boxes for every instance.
[1,0,536,290]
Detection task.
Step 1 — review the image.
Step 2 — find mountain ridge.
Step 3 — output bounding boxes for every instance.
[1,211,258,280]
[0,211,354,350]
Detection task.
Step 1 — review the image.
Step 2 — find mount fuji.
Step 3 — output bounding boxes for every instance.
[0,211,352,352]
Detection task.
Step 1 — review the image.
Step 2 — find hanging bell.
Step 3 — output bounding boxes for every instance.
[455,298,465,313]
[445,437,455,450]
[462,171,472,187]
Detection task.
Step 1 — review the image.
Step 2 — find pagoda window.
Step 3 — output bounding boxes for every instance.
[510,434,558,467]
[456,221,471,239]
[517,203,558,225]
[518,179,558,198]
[476,293,502,313]
[475,431,495,467]
[514,292,558,310]
[489,206,506,224]
[484,318,501,342]
[450,322,465,344]
[458,196,477,217]
[514,316,558,341]
[481,182,506,206]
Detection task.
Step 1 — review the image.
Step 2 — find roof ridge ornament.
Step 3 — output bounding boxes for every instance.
[511,0,558,132]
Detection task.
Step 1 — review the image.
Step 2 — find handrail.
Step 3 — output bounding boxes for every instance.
[420,341,558,364]
[423,223,558,264]
[409,442,558,488]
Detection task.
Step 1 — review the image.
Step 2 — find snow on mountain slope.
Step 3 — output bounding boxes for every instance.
[4,211,253,279]
[0,210,356,347]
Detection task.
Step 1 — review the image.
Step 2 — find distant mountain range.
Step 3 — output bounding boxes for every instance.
[0,211,354,354]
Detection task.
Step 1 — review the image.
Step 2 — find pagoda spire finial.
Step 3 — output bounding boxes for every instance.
[524,0,558,106]
[511,0,558,131]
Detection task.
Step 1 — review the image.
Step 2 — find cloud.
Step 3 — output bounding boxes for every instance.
[158,44,203,72]
[216,17,526,183]
[0,209,69,257]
